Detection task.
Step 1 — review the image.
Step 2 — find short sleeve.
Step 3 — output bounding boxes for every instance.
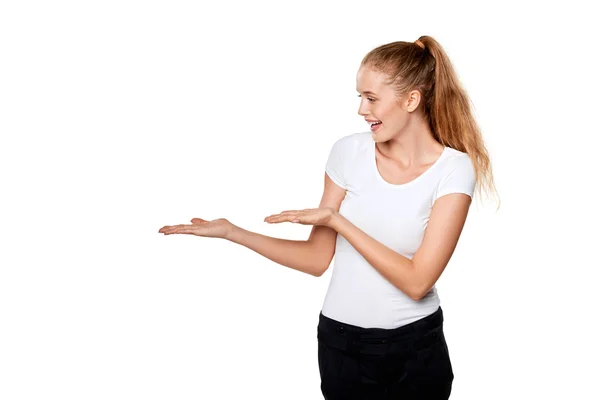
[434,155,476,201]
[325,138,347,190]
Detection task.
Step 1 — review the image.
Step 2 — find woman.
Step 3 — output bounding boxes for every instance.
[159,35,498,399]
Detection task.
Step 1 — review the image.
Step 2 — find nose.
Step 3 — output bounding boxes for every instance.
[357,100,369,117]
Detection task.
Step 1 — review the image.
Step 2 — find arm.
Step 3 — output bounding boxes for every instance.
[327,193,472,300]
[226,172,346,277]
[226,228,323,277]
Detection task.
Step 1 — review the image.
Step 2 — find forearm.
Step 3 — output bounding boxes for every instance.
[328,212,422,299]
[226,225,324,277]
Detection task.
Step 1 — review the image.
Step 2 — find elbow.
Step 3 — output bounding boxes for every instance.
[313,265,327,277]
[404,262,431,301]
[406,282,431,301]
[408,290,427,301]
[313,261,332,277]
[313,255,333,277]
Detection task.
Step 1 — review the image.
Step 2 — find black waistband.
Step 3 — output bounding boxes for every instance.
[317,307,444,356]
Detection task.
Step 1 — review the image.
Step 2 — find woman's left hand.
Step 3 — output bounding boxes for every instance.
[264,207,336,228]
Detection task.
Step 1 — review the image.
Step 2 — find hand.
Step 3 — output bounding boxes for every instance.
[264,207,336,228]
[159,218,234,239]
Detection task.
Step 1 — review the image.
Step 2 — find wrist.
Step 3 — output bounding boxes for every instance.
[327,211,343,231]
[225,223,242,242]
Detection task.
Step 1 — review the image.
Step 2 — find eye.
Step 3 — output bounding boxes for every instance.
[356,94,376,102]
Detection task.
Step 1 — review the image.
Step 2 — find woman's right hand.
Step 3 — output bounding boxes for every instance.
[158,218,235,240]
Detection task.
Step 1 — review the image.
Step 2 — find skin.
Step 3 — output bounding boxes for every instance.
[356,65,446,173]
[159,64,472,300]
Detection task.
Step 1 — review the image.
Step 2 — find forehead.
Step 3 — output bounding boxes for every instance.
[356,66,390,92]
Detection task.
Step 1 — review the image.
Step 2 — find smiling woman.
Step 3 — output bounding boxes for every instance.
[159,34,498,400]
[310,35,499,399]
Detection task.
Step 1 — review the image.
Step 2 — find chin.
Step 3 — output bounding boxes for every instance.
[371,130,387,142]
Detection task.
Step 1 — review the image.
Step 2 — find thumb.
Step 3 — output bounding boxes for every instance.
[191,218,208,225]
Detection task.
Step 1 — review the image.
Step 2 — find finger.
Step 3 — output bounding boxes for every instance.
[264,214,285,221]
[282,215,300,223]
[161,224,189,233]
[159,225,178,233]
[164,230,193,235]
[191,218,208,225]
[265,215,295,224]
[171,228,194,235]
[163,226,197,235]
[264,210,299,221]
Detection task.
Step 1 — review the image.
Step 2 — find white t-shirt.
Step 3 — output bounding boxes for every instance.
[321,131,476,329]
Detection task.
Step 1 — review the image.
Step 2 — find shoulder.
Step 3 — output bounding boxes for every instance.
[441,147,475,174]
[328,131,371,155]
[325,132,371,190]
[434,146,476,199]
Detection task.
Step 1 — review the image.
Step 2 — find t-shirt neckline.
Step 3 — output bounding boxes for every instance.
[371,139,448,188]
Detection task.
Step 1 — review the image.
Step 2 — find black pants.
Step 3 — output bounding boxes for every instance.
[317,306,453,399]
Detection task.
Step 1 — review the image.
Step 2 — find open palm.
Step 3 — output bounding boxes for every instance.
[158,218,233,239]
[264,207,335,227]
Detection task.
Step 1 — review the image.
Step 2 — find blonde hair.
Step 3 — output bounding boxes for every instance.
[361,35,500,209]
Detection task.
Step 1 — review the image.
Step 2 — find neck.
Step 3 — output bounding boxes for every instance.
[377,118,443,167]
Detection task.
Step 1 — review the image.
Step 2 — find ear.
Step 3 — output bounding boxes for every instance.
[406,89,422,112]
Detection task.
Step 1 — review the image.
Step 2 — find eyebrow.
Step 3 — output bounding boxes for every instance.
[357,90,377,96]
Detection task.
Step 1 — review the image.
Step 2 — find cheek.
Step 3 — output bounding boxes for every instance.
[382,108,400,124]
[383,110,407,130]
[380,102,397,118]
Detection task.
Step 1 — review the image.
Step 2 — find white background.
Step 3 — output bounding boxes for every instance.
[1,0,598,399]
